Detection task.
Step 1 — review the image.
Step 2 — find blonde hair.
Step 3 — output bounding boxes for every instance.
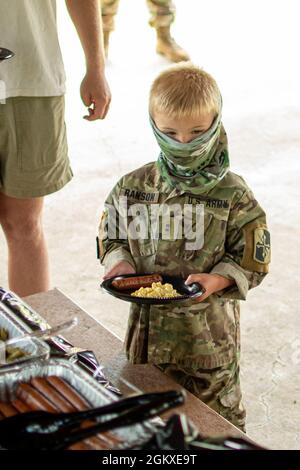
[149,62,221,119]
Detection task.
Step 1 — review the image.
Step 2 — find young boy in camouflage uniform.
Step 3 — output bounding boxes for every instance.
[101,0,189,62]
[97,63,271,432]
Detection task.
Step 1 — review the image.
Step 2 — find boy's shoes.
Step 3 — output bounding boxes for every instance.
[156,26,190,63]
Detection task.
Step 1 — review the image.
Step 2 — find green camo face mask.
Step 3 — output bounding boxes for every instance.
[150,112,230,195]
[150,113,222,176]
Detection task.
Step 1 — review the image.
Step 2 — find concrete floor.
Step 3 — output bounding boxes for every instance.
[1,0,300,449]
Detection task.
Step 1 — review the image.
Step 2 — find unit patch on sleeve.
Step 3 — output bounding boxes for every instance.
[241,222,271,273]
[253,227,271,264]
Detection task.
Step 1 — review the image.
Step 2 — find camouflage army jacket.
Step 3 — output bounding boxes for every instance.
[98,162,271,369]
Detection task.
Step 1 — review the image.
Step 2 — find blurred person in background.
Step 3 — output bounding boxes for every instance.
[101,0,190,62]
[0,0,111,297]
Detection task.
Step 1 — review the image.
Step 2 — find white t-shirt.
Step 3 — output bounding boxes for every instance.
[0,0,66,99]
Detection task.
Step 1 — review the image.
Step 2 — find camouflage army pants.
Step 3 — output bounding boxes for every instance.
[101,0,175,32]
[157,360,246,432]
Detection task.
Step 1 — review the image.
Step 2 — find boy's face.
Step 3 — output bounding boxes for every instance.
[153,111,215,144]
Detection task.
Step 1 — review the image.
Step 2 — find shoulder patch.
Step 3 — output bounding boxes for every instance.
[241,222,271,273]
[253,227,271,264]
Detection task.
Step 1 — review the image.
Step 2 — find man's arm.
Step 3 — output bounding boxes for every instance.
[65,0,111,120]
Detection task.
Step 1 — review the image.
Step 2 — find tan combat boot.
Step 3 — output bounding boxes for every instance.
[156,26,190,63]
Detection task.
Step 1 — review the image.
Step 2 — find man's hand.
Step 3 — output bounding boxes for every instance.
[81,70,111,120]
[103,261,136,280]
[185,273,235,302]
[65,0,111,120]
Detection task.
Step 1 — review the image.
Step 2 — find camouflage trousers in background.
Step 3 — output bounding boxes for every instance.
[101,0,176,32]
[157,360,246,432]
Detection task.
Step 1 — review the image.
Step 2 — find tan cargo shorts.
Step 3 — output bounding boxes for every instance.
[0,96,73,198]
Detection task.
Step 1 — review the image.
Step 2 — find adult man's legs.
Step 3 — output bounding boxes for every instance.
[0,193,49,296]
[0,96,72,296]
[101,0,120,57]
[101,0,189,62]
